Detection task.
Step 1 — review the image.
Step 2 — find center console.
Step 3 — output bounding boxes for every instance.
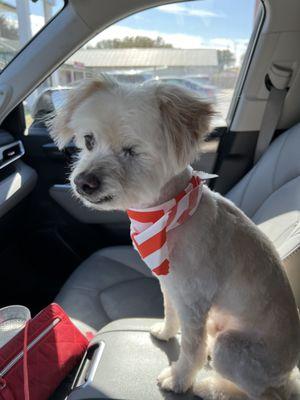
[67,319,200,400]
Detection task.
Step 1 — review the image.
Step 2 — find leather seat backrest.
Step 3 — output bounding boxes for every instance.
[226,124,300,306]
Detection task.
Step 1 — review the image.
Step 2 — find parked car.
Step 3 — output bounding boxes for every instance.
[145,76,217,102]
[186,73,211,85]
[30,77,216,125]
[186,73,217,100]
[106,71,153,84]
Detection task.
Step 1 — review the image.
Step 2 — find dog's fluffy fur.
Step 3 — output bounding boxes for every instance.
[51,77,300,399]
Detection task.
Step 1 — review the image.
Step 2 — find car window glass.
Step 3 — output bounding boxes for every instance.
[26,0,259,129]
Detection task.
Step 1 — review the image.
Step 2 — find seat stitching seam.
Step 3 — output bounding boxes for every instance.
[99,328,165,335]
[238,169,256,211]
[239,151,275,212]
[283,245,300,261]
[238,132,289,214]
[87,254,129,266]
[284,213,300,241]
[98,277,158,295]
[95,254,149,276]
[251,175,300,220]
[61,286,99,293]
[98,277,160,321]
[96,297,111,322]
[67,277,157,293]
[273,218,300,248]
[272,132,291,192]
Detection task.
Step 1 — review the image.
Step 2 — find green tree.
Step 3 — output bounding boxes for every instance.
[95,36,173,49]
[217,49,235,71]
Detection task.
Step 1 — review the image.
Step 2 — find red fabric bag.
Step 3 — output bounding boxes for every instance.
[0,303,88,400]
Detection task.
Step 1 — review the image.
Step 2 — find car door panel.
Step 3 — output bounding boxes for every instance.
[0,160,37,218]
[50,184,129,225]
[0,126,37,218]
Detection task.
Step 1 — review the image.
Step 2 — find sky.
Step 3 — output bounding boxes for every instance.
[91,0,258,64]
[2,0,258,64]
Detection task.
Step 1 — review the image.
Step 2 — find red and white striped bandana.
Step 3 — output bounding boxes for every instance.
[127,169,216,277]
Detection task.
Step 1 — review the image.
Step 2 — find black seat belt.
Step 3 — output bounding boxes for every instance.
[254,64,292,163]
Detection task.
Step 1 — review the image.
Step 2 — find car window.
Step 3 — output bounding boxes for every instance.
[0,0,64,72]
[26,0,259,129]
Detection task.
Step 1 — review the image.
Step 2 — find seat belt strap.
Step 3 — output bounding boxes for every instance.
[254,64,292,163]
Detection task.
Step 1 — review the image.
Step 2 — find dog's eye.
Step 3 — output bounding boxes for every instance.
[84,134,95,151]
[122,147,136,157]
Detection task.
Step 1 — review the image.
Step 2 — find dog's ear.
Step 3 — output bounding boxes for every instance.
[49,78,113,149]
[156,84,214,166]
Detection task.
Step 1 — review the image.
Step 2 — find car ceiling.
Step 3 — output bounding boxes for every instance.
[0,0,300,133]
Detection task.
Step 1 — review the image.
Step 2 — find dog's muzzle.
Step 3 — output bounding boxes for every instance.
[74,172,101,196]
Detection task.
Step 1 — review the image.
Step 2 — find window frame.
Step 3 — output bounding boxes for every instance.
[226,1,266,128]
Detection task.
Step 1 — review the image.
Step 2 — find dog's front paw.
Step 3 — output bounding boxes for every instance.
[150,322,176,341]
[157,365,192,394]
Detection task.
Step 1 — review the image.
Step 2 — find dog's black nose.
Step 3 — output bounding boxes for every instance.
[74,172,101,195]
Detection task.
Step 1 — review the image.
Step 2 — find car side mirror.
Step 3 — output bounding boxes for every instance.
[31,91,55,120]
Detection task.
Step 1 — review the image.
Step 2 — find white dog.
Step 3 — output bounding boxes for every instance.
[50,77,300,400]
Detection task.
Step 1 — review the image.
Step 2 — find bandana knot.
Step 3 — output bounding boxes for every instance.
[127,170,215,276]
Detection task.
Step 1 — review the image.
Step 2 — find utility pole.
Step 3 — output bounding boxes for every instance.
[15,0,60,113]
[16,0,32,46]
[16,0,37,109]
[43,0,53,21]
[43,0,60,86]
